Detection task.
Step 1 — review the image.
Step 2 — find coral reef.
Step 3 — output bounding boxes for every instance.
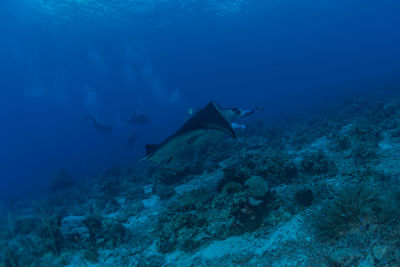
[153,182,176,200]
[4,91,400,265]
[244,176,269,198]
[295,189,314,207]
[349,123,381,165]
[314,182,400,245]
[315,184,382,241]
[218,149,298,191]
[300,149,335,175]
[156,186,274,253]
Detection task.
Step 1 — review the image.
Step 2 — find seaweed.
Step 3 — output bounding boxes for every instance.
[315,184,381,241]
[83,212,103,247]
[32,200,62,256]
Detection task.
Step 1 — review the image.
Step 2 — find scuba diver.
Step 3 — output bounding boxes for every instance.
[126,107,151,125]
[84,114,112,132]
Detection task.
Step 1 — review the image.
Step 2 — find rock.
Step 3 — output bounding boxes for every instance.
[126,185,146,201]
[104,221,128,247]
[249,197,263,207]
[129,201,145,215]
[117,201,144,223]
[383,103,398,117]
[245,176,269,198]
[359,246,391,266]
[84,248,99,263]
[60,216,90,243]
[14,215,38,235]
[295,189,314,207]
[300,150,333,175]
[222,182,243,195]
[329,248,361,266]
[153,183,176,200]
[372,245,390,261]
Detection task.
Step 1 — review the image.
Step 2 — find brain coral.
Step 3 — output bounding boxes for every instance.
[245,176,269,198]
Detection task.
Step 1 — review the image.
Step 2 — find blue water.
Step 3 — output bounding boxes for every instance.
[1,0,400,201]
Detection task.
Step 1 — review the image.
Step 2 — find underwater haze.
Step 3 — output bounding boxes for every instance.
[1,0,400,201]
[4,0,400,266]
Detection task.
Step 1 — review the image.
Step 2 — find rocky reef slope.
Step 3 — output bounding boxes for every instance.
[2,90,400,266]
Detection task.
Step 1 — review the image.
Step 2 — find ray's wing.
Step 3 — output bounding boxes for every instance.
[145,101,236,163]
[172,101,236,138]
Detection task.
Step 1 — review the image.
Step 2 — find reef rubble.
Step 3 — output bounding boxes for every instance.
[2,90,400,266]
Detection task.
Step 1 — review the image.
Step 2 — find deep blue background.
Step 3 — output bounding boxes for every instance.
[1,0,400,200]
